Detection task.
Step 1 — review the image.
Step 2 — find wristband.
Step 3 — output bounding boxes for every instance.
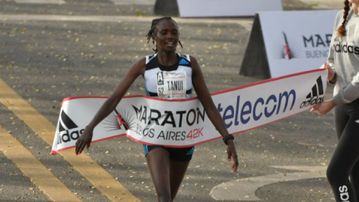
[223,135,234,145]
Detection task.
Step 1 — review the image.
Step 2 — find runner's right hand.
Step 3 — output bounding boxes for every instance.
[75,126,94,155]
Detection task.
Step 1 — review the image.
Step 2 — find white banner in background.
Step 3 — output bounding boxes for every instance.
[177,0,282,17]
[51,69,327,154]
[259,10,337,77]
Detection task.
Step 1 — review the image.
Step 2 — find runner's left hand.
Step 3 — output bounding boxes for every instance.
[226,140,239,172]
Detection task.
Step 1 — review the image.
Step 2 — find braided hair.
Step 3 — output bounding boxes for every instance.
[146,17,183,52]
[337,0,350,37]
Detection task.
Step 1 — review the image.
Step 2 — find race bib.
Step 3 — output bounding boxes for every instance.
[156,71,187,99]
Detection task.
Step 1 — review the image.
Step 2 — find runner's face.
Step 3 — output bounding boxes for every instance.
[155,20,179,52]
[349,0,359,4]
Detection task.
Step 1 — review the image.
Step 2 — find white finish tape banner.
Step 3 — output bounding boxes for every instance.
[51,69,327,154]
[177,0,282,17]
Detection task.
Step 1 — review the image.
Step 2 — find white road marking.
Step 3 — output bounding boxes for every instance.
[0,13,250,25]
[15,0,65,4]
[210,165,326,201]
[0,126,80,202]
[110,0,155,5]
[0,79,140,202]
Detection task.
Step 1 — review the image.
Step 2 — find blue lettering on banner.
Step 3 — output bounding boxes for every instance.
[131,89,296,130]
[217,90,296,128]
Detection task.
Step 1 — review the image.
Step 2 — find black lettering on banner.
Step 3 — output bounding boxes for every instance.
[157,130,186,141]
[140,106,147,123]
[143,128,155,138]
[186,109,196,126]
[57,110,84,144]
[58,129,84,143]
[132,105,147,123]
[197,108,205,124]
[149,109,161,125]
[176,110,186,127]
[132,105,206,128]
[60,130,71,143]
[133,105,142,118]
[157,131,165,139]
[161,111,176,127]
[300,76,324,108]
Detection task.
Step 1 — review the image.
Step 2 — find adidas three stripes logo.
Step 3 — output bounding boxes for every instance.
[300,76,325,108]
[57,110,83,143]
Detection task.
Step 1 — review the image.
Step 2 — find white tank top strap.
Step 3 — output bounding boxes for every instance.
[145,53,157,65]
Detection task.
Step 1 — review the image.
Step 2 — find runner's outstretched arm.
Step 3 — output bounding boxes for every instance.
[75,58,145,154]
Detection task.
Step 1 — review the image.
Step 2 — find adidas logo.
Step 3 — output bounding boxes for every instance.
[57,110,84,144]
[300,76,325,108]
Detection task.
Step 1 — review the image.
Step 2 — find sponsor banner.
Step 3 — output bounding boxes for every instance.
[259,10,337,77]
[177,0,282,17]
[51,69,327,154]
[52,97,128,154]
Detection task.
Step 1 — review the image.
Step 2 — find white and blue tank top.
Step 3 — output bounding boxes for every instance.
[144,53,193,99]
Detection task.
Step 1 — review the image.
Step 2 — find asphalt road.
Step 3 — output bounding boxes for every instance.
[0,0,342,201]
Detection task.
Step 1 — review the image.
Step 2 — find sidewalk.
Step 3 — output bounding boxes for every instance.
[154,0,342,17]
[299,0,342,9]
[283,0,342,10]
[110,0,343,9]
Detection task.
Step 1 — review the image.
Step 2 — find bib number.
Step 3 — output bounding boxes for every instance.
[157,71,187,99]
